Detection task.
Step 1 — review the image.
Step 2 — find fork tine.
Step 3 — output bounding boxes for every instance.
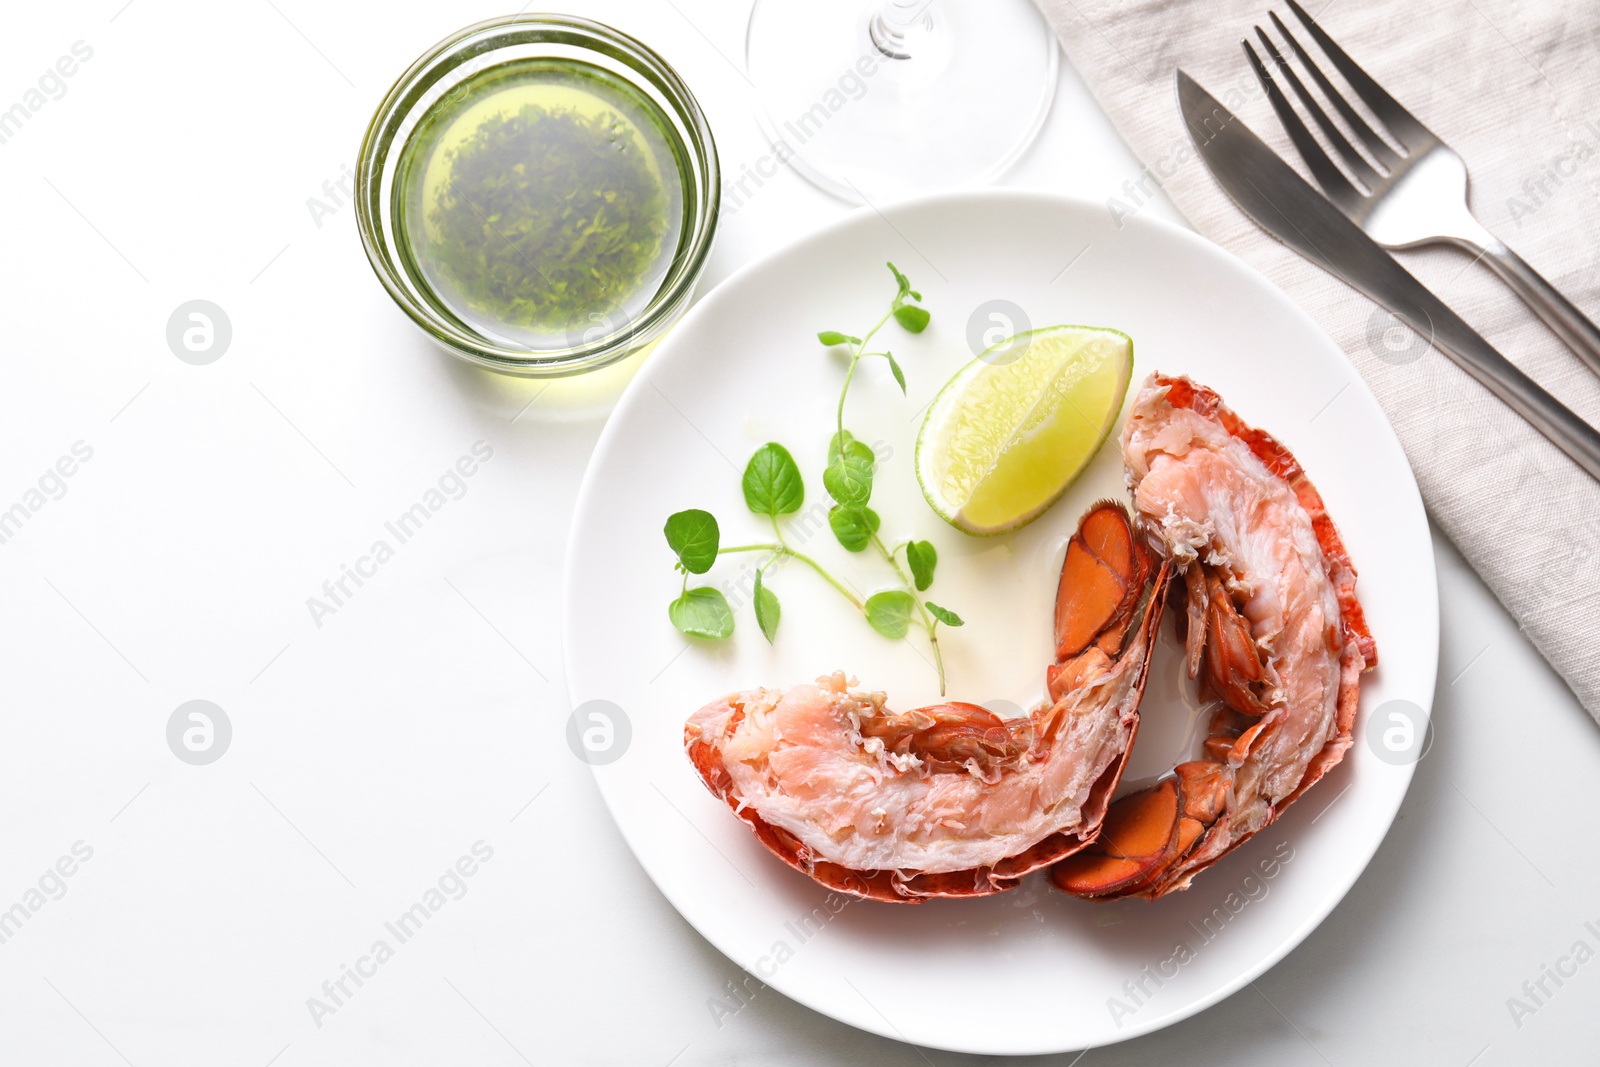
[1285,0,1431,150]
[1254,26,1382,188]
[1241,39,1363,210]
[1269,11,1400,169]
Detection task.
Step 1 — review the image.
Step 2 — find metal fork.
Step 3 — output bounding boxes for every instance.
[1244,0,1600,379]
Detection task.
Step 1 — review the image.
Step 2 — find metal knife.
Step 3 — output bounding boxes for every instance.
[1176,69,1600,482]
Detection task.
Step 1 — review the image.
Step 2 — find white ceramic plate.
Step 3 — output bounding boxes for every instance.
[562,190,1437,1054]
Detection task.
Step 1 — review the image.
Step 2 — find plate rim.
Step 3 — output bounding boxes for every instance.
[561,186,1439,1054]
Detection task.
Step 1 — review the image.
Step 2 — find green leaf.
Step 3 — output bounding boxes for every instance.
[828,429,875,467]
[906,540,937,591]
[663,509,719,575]
[893,305,930,333]
[753,569,780,644]
[865,590,916,639]
[887,261,910,298]
[742,443,804,516]
[885,352,907,394]
[925,601,964,627]
[826,429,852,466]
[817,330,848,346]
[669,586,734,638]
[829,505,880,552]
[824,453,873,507]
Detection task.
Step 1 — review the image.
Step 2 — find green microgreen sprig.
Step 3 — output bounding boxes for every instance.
[662,264,962,693]
[817,263,962,689]
[662,445,861,642]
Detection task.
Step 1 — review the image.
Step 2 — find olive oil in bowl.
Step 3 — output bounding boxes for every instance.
[396,58,687,351]
[356,16,719,376]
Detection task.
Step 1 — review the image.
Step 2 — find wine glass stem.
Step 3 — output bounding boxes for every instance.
[869,0,935,60]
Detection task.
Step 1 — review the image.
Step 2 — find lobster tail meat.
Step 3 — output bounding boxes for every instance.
[684,501,1170,902]
[1052,374,1376,901]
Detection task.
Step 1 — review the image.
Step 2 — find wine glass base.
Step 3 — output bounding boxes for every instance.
[745,0,1060,203]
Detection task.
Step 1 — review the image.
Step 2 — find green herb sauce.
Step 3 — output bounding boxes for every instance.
[395,58,686,349]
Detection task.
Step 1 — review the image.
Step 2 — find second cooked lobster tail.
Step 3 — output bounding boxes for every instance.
[1052,374,1376,901]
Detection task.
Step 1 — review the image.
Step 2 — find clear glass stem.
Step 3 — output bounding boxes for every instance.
[869,0,935,60]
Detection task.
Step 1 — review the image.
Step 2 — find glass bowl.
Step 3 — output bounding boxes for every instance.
[356,14,720,377]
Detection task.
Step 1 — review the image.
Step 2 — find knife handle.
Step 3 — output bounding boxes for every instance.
[1395,293,1600,481]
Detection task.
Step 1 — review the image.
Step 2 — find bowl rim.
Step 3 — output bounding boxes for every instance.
[355,12,721,378]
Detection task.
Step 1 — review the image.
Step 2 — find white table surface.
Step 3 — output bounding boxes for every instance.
[3,1,1596,1064]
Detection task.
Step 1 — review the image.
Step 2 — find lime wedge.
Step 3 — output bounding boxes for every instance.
[915,325,1133,535]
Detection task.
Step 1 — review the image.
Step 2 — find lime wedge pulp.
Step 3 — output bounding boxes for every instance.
[915,325,1133,536]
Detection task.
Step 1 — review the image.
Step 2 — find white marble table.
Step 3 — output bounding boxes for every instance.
[1,1,1594,1063]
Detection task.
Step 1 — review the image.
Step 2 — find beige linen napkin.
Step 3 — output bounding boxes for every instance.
[1034,0,1600,719]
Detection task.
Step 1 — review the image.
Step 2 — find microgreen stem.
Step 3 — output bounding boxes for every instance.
[788,549,865,611]
[774,515,864,612]
[835,308,895,439]
[717,538,864,612]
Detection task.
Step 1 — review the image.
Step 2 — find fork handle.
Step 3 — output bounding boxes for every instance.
[1411,282,1600,482]
[1476,238,1600,380]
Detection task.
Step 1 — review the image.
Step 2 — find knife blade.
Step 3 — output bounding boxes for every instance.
[1176,69,1600,482]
